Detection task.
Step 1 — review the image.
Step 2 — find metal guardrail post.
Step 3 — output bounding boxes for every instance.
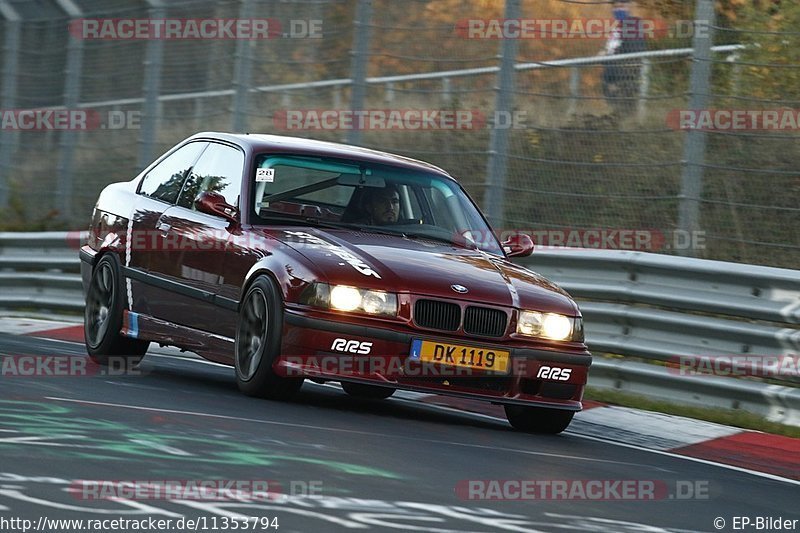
[678,0,716,256]
[0,1,21,212]
[483,0,521,226]
[138,0,165,170]
[347,0,373,146]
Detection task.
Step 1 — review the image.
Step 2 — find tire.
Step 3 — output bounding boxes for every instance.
[235,276,303,400]
[341,382,395,400]
[504,405,574,434]
[84,254,149,367]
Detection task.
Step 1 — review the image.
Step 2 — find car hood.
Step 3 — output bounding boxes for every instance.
[260,227,579,316]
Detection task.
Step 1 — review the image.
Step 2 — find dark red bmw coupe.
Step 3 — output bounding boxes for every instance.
[81,132,590,433]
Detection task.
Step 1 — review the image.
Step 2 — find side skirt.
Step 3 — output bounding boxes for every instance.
[121,310,235,365]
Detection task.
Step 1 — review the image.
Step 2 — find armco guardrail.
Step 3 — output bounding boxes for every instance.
[1,232,798,425]
[517,248,800,426]
[0,231,85,312]
[518,249,800,368]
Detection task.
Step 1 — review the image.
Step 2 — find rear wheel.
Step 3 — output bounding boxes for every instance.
[84,254,149,367]
[504,405,574,434]
[235,276,303,400]
[341,382,395,400]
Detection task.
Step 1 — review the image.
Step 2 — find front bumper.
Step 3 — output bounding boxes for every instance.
[279,310,591,411]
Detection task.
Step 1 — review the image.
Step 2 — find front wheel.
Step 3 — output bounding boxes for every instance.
[235,276,303,400]
[504,405,574,434]
[84,254,149,367]
[341,382,395,400]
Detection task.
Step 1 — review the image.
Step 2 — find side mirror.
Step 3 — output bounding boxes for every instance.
[195,191,239,224]
[502,232,534,258]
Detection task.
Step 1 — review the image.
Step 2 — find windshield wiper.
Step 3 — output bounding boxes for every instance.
[260,214,411,238]
[259,213,357,231]
[260,214,479,249]
[349,225,407,238]
[402,231,477,250]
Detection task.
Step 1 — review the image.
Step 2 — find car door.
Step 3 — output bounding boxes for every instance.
[128,141,208,318]
[146,141,245,334]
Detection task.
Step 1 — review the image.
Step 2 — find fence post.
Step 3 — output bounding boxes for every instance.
[138,0,165,170]
[385,82,394,103]
[728,52,741,95]
[347,0,373,146]
[0,0,21,212]
[54,0,84,223]
[637,57,650,123]
[483,0,521,225]
[333,84,342,108]
[568,67,580,116]
[232,0,255,132]
[677,0,715,256]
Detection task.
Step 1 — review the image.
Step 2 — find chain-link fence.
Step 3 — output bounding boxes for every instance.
[0,0,797,269]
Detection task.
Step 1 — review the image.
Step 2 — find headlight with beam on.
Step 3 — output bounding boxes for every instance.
[517,310,579,341]
[330,285,362,312]
[301,282,397,317]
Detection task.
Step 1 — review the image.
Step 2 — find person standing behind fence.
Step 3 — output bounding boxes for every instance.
[601,0,647,115]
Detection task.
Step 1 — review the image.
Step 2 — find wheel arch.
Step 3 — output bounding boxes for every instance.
[239,254,323,312]
[240,261,288,312]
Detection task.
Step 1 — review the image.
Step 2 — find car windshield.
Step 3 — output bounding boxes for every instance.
[251,154,503,255]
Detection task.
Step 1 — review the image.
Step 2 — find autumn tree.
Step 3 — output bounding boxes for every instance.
[735,1,800,101]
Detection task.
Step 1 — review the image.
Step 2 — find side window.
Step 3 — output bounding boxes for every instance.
[177,143,244,210]
[139,142,207,204]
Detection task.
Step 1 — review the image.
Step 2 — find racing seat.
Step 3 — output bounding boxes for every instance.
[340,188,371,223]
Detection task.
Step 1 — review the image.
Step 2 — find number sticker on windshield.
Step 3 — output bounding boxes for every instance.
[256,168,275,182]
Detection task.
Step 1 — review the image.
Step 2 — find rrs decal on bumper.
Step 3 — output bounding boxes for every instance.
[537,365,572,381]
[330,338,373,355]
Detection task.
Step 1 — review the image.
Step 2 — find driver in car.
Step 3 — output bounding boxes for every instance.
[361,184,400,225]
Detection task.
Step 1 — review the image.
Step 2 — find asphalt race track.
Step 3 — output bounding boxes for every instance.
[0,331,797,533]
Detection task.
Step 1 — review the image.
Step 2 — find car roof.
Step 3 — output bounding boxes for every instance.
[188,132,455,180]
